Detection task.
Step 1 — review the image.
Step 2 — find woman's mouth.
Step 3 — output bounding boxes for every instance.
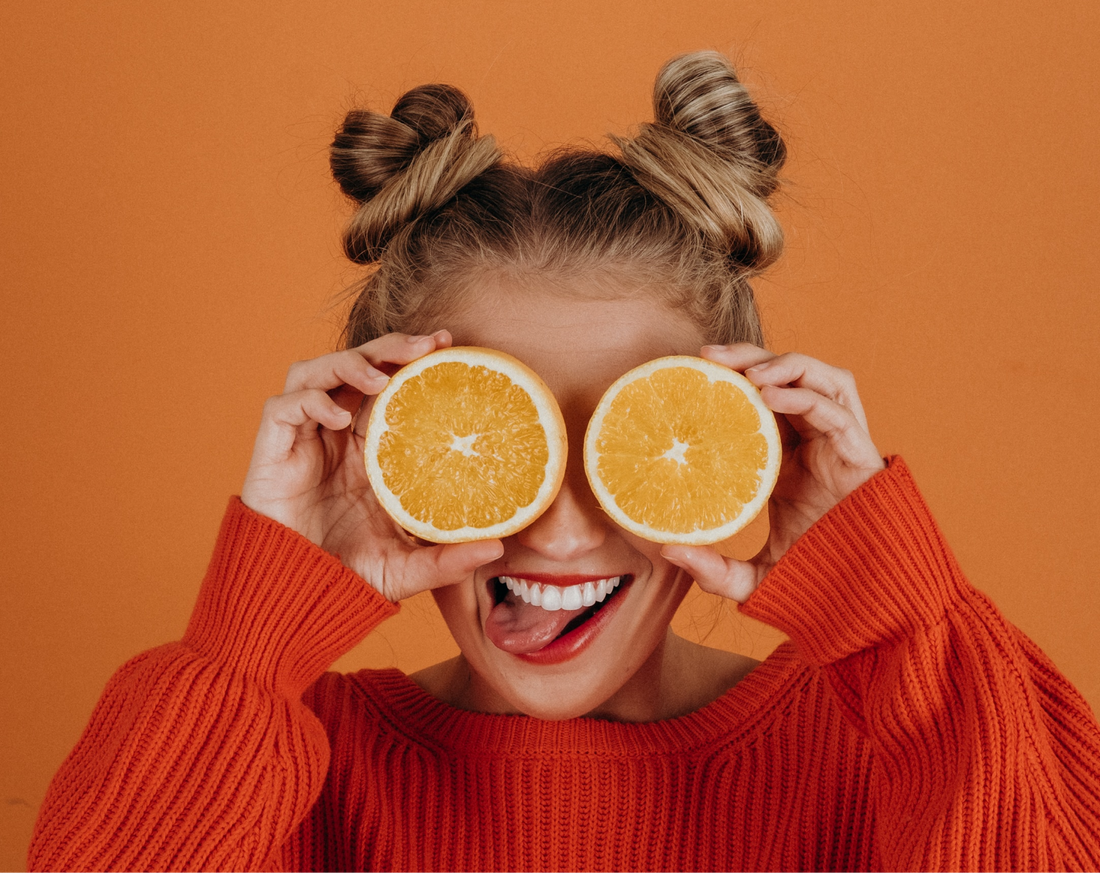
[483,574,631,662]
[500,575,623,611]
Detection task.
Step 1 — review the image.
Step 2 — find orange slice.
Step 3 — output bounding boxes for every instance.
[584,356,781,545]
[364,347,567,543]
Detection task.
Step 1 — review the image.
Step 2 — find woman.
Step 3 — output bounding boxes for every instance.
[29,51,1100,871]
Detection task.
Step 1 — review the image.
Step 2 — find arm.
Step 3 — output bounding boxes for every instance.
[29,331,502,871]
[28,498,397,871]
[665,344,1100,870]
[744,457,1100,869]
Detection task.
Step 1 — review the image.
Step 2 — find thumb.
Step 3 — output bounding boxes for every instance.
[661,544,764,604]
[416,539,505,590]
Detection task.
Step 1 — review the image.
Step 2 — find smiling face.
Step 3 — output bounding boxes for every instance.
[419,275,712,721]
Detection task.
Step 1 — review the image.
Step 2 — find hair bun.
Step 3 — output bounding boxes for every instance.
[653,51,785,194]
[615,51,786,271]
[331,84,501,263]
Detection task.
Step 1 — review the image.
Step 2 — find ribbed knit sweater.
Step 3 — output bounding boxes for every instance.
[28,458,1100,871]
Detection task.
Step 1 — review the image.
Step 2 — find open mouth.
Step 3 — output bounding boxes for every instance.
[484,575,631,657]
[497,574,622,610]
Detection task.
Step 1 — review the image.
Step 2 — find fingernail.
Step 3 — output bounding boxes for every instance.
[702,344,726,353]
[406,334,430,343]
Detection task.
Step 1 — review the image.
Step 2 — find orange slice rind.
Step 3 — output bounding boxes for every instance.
[364,346,567,543]
[583,356,781,545]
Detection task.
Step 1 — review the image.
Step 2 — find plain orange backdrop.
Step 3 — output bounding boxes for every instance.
[3,1,1099,866]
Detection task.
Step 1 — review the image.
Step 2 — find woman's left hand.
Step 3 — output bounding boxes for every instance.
[661,343,886,603]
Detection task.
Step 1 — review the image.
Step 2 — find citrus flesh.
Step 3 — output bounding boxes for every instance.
[584,356,781,545]
[365,347,567,543]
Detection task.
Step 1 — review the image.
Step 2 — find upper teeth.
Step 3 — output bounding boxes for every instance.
[499,576,623,612]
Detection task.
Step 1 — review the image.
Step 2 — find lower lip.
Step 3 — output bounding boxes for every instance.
[514,576,632,666]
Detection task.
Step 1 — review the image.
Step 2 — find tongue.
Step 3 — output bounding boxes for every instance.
[484,587,588,654]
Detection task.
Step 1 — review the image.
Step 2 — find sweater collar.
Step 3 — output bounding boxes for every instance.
[349,642,806,757]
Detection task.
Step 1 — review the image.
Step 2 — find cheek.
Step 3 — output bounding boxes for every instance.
[619,531,679,582]
[625,535,695,612]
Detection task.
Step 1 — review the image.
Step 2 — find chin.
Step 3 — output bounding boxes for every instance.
[511,698,598,721]
[430,565,690,722]
[483,677,623,722]
[461,643,657,722]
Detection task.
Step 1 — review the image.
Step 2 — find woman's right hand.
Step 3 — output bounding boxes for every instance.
[240,330,503,602]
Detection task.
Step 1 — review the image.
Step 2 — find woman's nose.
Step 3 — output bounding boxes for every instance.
[514,472,607,560]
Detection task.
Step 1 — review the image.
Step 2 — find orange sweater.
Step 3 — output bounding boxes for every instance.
[29,458,1100,871]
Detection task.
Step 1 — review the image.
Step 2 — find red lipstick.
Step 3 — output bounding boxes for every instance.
[515,575,633,665]
[502,572,622,588]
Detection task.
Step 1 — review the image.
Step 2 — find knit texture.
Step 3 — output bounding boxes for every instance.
[28,458,1100,871]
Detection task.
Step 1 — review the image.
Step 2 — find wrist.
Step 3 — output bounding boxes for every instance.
[183,497,398,696]
[742,457,967,665]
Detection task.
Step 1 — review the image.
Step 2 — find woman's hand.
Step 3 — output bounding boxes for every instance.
[240,331,503,602]
[661,343,886,603]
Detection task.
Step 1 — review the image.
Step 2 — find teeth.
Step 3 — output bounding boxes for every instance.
[499,576,622,613]
[560,585,582,610]
[542,586,563,611]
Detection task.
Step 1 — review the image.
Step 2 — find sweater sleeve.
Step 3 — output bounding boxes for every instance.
[741,456,1100,870]
[28,497,399,872]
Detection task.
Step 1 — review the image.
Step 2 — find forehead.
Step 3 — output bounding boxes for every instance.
[443,278,706,408]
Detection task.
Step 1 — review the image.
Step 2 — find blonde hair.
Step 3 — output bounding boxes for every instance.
[331,51,786,348]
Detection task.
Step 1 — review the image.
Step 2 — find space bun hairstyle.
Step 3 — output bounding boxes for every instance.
[334,51,785,348]
[614,50,785,272]
[331,84,502,264]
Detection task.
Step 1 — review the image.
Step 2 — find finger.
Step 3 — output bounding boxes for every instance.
[329,382,366,417]
[661,544,763,604]
[744,353,869,430]
[254,389,353,459]
[350,330,455,436]
[398,539,505,594]
[430,329,453,349]
[760,385,880,468]
[282,329,453,399]
[284,349,391,396]
[700,342,776,372]
[357,330,453,372]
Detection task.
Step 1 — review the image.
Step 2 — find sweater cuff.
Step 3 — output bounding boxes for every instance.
[182,497,399,696]
[740,456,968,666]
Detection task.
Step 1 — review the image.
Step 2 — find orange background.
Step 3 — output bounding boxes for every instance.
[3,1,1099,866]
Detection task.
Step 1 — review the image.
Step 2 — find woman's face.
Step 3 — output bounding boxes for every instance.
[426,277,710,721]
